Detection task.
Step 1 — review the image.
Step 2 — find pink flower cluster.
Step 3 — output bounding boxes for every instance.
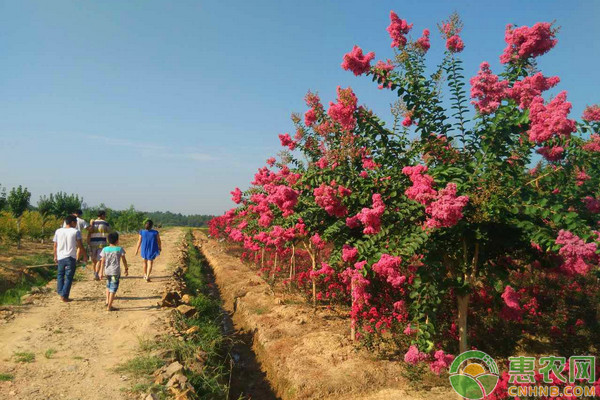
[231,187,243,204]
[536,146,564,162]
[528,91,576,144]
[404,345,427,365]
[403,165,469,228]
[500,22,557,63]
[402,165,437,204]
[470,62,509,114]
[372,254,406,288]
[440,17,464,53]
[446,35,464,53]
[583,134,600,153]
[278,133,297,150]
[429,350,454,375]
[346,193,385,235]
[415,29,431,52]
[266,184,299,217]
[328,86,358,131]
[341,45,375,76]
[342,245,358,263]
[509,73,560,109]
[555,230,598,275]
[582,105,600,122]
[313,182,351,217]
[387,11,412,48]
[501,285,521,310]
[583,196,600,213]
[424,183,469,229]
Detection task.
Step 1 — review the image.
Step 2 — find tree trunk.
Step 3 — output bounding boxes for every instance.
[289,243,295,282]
[260,247,265,269]
[457,294,470,354]
[16,217,22,250]
[350,279,356,341]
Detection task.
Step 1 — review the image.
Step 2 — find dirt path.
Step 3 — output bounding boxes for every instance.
[0,228,184,400]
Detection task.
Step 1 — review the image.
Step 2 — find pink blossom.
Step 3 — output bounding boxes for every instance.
[315,156,328,169]
[304,108,317,126]
[500,22,558,63]
[470,62,509,114]
[342,245,358,263]
[228,229,244,242]
[372,254,405,288]
[402,165,437,205]
[446,35,464,53]
[425,183,469,229]
[528,92,576,144]
[582,105,600,122]
[311,233,325,250]
[362,157,379,170]
[359,171,368,178]
[403,324,417,335]
[266,184,299,217]
[536,146,564,162]
[305,91,321,108]
[402,116,413,127]
[313,183,350,217]
[501,286,521,310]
[387,11,412,48]
[429,350,454,375]
[345,215,361,229]
[583,196,600,213]
[353,193,385,234]
[328,86,358,131]
[278,133,297,150]
[583,134,600,153]
[341,45,375,76]
[404,345,427,365]
[374,59,394,74]
[266,157,276,167]
[576,169,591,186]
[508,73,560,109]
[415,29,431,52]
[231,187,243,204]
[555,230,598,275]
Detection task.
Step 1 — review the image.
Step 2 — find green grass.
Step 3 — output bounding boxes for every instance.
[0,373,14,381]
[115,355,164,378]
[72,356,84,360]
[0,254,55,305]
[44,348,57,359]
[13,351,35,363]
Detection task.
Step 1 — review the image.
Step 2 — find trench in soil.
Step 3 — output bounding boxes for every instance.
[193,238,279,400]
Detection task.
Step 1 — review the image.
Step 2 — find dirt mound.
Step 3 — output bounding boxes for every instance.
[196,232,452,400]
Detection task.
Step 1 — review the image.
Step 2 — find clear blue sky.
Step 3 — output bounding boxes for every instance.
[1,0,599,215]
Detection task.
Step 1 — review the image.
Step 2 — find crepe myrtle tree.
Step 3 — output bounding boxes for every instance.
[342,12,600,354]
[212,11,600,371]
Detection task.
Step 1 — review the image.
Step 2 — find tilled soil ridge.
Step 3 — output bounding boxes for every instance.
[196,232,452,400]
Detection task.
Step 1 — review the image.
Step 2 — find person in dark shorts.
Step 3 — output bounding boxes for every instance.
[99,232,128,311]
[88,210,111,281]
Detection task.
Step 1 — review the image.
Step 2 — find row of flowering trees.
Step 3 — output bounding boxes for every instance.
[210,11,600,380]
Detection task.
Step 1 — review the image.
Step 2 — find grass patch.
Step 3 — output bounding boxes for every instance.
[13,351,35,363]
[44,348,57,359]
[115,355,164,378]
[72,356,84,360]
[0,373,14,381]
[0,254,55,305]
[138,337,160,352]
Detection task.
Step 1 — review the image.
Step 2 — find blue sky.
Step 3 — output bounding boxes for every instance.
[1,0,599,215]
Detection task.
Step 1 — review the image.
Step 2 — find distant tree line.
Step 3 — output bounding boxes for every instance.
[0,183,214,247]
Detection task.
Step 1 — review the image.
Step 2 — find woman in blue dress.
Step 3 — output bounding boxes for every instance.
[134,220,161,282]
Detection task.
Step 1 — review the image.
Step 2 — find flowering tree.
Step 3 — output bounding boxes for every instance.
[211,11,600,375]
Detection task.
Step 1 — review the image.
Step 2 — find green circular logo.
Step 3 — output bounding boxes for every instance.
[449,350,499,399]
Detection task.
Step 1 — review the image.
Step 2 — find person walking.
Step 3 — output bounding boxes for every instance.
[63,209,89,261]
[88,210,111,281]
[53,215,88,302]
[134,220,161,282]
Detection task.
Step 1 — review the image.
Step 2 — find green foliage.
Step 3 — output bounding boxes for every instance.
[48,192,82,219]
[0,373,14,381]
[7,186,31,219]
[44,348,57,359]
[115,355,164,378]
[13,351,35,363]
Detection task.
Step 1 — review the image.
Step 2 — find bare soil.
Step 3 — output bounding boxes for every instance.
[195,232,453,400]
[0,228,183,400]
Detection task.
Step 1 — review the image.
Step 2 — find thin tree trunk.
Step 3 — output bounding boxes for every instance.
[350,279,356,341]
[16,218,22,250]
[289,243,295,282]
[260,247,265,269]
[457,294,470,354]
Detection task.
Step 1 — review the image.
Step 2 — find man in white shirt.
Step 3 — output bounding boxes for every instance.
[54,215,88,302]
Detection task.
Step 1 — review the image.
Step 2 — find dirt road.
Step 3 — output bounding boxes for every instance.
[0,228,184,400]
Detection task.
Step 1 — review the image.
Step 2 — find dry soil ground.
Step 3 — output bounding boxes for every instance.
[0,228,184,400]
